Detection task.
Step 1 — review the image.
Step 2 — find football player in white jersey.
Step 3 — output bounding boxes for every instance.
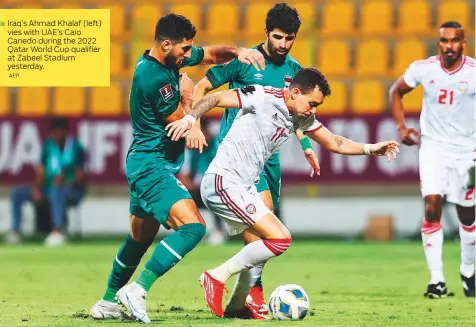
[167,68,400,318]
[389,21,475,299]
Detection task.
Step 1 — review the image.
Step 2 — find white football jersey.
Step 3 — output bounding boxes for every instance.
[206,85,322,185]
[403,55,476,153]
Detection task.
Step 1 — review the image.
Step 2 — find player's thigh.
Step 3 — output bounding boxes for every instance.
[132,170,201,230]
[203,174,272,236]
[248,212,291,240]
[129,213,160,242]
[166,198,205,230]
[419,147,448,198]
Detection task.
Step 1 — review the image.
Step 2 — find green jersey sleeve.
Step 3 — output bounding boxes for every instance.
[147,74,180,118]
[181,46,205,67]
[206,59,248,89]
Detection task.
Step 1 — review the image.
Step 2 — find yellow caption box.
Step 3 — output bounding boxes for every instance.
[0,9,110,87]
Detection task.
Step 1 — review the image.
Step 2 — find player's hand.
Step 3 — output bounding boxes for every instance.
[186,125,208,153]
[179,72,194,98]
[398,125,419,146]
[166,118,193,141]
[369,141,400,161]
[303,149,321,177]
[237,48,266,71]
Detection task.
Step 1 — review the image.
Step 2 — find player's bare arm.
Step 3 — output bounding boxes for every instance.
[389,76,420,146]
[201,46,266,71]
[163,72,195,124]
[306,125,400,161]
[166,89,239,141]
[185,78,216,152]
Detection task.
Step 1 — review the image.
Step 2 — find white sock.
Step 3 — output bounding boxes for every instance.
[421,219,445,284]
[225,263,264,312]
[459,222,475,278]
[210,239,290,283]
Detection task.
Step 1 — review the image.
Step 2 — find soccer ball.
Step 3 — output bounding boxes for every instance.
[268,284,310,320]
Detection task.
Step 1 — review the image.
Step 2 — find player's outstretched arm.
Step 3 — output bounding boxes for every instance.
[306,125,400,161]
[389,76,420,146]
[201,46,265,71]
[166,89,240,141]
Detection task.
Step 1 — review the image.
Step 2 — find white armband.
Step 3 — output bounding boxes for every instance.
[363,144,372,155]
[183,114,196,126]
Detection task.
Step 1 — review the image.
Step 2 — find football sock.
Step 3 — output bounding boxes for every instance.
[421,219,445,284]
[102,234,153,303]
[226,263,264,312]
[136,223,206,291]
[459,222,475,278]
[210,238,291,284]
[254,275,263,287]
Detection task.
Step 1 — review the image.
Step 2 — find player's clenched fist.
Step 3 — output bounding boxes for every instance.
[166,115,195,141]
[369,141,400,161]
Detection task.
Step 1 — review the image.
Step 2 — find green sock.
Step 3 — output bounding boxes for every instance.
[136,223,206,292]
[254,275,263,287]
[102,234,153,302]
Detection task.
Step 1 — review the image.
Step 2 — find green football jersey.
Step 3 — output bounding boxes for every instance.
[41,137,85,189]
[126,47,204,174]
[205,44,301,164]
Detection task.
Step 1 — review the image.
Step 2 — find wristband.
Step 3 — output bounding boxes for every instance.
[363,144,372,155]
[183,114,196,126]
[300,136,313,151]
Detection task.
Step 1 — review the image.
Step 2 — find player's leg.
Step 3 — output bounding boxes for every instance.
[201,174,291,317]
[117,174,206,323]
[450,159,475,297]
[456,204,475,297]
[246,161,281,311]
[90,198,158,320]
[419,147,453,298]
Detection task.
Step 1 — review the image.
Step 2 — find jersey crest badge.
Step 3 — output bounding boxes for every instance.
[246,204,256,215]
[284,75,292,87]
[459,81,468,93]
[160,84,174,102]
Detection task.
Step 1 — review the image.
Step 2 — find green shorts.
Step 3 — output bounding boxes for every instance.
[255,158,281,213]
[127,164,191,229]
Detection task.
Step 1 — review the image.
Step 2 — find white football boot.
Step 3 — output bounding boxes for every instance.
[90,299,129,319]
[116,282,151,323]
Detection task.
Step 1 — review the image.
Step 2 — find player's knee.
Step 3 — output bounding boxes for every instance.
[178,222,207,249]
[263,235,292,257]
[424,196,442,222]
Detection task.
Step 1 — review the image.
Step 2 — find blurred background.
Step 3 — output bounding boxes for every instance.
[0,0,474,243]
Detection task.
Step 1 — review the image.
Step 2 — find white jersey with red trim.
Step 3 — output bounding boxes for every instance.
[205,84,322,185]
[403,55,476,153]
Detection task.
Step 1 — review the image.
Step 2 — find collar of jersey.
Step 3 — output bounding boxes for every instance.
[257,44,286,66]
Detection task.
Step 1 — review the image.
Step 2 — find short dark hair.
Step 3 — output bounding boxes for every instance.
[49,117,68,130]
[440,21,463,29]
[155,14,197,43]
[265,3,301,34]
[290,68,331,96]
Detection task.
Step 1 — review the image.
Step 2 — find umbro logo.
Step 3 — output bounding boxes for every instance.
[253,73,263,80]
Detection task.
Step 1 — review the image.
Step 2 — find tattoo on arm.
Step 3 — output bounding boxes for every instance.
[337,137,345,152]
[190,94,220,119]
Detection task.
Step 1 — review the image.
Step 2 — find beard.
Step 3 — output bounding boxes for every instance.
[268,42,288,65]
[442,49,463,64]
[164,53,180,69]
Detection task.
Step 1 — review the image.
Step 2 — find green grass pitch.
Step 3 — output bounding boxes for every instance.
[0,240,473,327]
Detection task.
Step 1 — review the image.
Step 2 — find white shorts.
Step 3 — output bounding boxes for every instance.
[200,173,272,235]
[419,146,475,207]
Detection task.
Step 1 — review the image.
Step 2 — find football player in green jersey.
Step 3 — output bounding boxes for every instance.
[187,3,319,318]
[90,13,265,323]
